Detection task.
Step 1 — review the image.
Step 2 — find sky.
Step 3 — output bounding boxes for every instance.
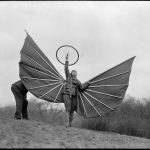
[0,1,150,106]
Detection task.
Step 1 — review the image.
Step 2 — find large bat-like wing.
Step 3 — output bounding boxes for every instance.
[19,31,65,103]
[77,57,135,118]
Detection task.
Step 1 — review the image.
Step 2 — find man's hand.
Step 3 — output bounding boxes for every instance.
[87,80,91,85]
[65,53,69,61]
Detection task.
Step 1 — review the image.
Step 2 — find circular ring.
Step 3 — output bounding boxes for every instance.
[56,45,79,66]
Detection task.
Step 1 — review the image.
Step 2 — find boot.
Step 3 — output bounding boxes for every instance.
[14,112,21,120]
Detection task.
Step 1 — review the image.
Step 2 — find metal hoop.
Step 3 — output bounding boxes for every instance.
[56,45,79,66]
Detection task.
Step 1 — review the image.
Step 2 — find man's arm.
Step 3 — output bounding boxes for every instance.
[78,80,91,92]
[64,53,69,77]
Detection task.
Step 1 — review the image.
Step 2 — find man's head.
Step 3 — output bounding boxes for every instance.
[71,70,77,78]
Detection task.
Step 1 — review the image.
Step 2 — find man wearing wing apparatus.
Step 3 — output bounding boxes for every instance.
[63,53,91,127]
[11,80,28,120]
[11,53,91,126]
[10,31,135,127]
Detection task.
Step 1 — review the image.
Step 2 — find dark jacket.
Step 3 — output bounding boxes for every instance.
[63,61,90,96]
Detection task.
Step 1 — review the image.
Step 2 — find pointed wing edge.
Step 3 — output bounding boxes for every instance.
[83,56,136,84]
[23,30,65,80]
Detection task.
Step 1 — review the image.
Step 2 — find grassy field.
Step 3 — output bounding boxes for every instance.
[1,95,150,139]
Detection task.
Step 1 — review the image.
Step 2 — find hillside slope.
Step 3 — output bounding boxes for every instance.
[0,117,150,148]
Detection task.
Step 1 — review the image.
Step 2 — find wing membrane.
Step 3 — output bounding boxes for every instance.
[19,31,135,116]
[19,32,65,103]
[77,57,135,118]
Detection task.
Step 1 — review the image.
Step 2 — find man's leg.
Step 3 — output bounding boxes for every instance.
[63,94,72,127]
[22,99,28,120]
[69,112,74,127]
[69,96,77,127]
[65,112,71,127]
[11,84,23,119]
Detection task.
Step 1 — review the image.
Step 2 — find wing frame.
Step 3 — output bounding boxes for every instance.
[76,56,135,118]
[19,31,65,103]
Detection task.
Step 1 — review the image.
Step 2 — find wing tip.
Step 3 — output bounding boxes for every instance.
[24,29,28,34]
[24,29,30,37]
[128,56,136,64]
[131,56,136,60]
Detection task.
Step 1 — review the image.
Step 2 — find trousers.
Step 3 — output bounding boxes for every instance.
[11,82,28,119]
[63,94,77,113]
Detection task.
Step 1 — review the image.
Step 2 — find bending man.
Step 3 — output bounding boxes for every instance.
[11,80,28,120]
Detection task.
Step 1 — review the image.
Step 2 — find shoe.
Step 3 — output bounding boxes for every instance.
[14,112,21,120]
[65,123,71,128]
[23,117,29,120]
[14,116,21,120]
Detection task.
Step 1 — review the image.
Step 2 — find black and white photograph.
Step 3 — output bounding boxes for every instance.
[0,1,150,148]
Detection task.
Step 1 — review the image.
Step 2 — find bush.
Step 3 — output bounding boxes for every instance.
[28,99,67,125]
[74,96,150,139]
[0,98,66,126]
